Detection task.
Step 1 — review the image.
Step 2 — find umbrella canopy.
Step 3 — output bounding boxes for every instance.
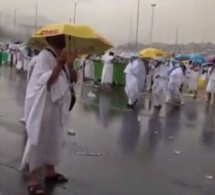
[190,54,206,65]
[206,55,215,64]
[138,48,165,59]
[174,54,190,61]
[29,23,113,54]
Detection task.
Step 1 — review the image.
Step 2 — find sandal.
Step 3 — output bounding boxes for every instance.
[28,184,45,195]
[45,173,68,184]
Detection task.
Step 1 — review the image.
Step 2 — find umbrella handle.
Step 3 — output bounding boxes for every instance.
[66,35,78,69]
[66,35,71,52]
[67,35,77,53]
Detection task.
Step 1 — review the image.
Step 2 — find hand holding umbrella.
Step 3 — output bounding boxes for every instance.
[57,48,68,67]
[66,49,77,66]
[47,49,73,89]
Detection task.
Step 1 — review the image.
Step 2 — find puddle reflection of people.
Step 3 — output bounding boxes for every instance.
[80,84,96,104]
[202,105,215,146]
[147,109,162,152]
[119,109,140,154]
[184,100,197,123]
[14,73,26,108]
[99,93,111,128]
[164,105,182,141]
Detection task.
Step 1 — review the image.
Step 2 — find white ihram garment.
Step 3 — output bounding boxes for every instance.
[16,51,25,70]
[84,59,94,79]
[206,67,215,93]
[24,56,31,71]
[101,54,114,84]
[21,49,71,172]
[133,59,146,92]
[166,67,184,103]
[124,62,140,104]
[27,56,38,82]
[19,56,38,124]
[188,70,200,91]
[12,52,17,66]
[152,65,169,106]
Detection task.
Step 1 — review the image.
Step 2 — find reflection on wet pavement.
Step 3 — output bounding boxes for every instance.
[119,109,140,154]
[147,109,162,152]
[0,67,215,194]
[202,105,215,146]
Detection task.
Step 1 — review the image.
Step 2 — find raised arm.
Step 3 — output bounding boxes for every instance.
[47,50,67,90]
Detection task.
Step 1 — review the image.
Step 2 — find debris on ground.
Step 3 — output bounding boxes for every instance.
[67,129,76,136]
[205,175,213,180]
[19,118,26,125]
[76,152,102,156]
[174,151,180,155]
[168,136,175,140]
[87,91,96,98]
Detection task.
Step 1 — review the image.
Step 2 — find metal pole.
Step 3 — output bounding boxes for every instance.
[174,25,179,53]
[129,17,132,44]
[150,3,156,45]
[73,2,78,23]
[135,0,140,49]
[13,10,17,32]
[35,0,38,30]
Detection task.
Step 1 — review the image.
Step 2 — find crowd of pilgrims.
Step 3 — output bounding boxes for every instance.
[4,34,214,194]
[81,53,214,109]
[14,48,215,114]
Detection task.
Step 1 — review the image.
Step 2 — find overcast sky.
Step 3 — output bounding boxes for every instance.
[0,0,215,45]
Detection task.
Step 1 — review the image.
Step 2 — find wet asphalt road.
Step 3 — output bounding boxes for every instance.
[0,67,215,195]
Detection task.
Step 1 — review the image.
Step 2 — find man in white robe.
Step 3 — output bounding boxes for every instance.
[152,60,169,109]
[101,52,114,90]
[147,60,155,92]
[27,50,39,82]
[83,55,94,82]
[11,49,17,67]
[188,63,200,98]
[133,58,146,93]
[16,48,25,71]
[166,60,185,105]
[19,51,39,125]
[21,35,74,194]
[206,65,215,103]
[124,57,140,109]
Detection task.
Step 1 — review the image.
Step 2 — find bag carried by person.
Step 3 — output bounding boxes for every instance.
[46,48,77,111]
[198,74,207,90]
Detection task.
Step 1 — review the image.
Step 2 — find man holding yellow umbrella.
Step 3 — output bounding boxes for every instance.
[139,48,165,59]
[21,24,112,195]
[138,48,166,92]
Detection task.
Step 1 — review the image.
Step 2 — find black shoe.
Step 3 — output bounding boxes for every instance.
[134,100,138,105]
[45,173,69,184]
[154,105,162,110]
[127,104,134,109]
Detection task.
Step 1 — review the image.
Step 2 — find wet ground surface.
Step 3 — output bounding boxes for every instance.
[0,66,215,194]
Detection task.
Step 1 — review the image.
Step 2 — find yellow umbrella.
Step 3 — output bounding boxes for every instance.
[29,23,113,54]
[139,48,165,59]
[165,53,173,60]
